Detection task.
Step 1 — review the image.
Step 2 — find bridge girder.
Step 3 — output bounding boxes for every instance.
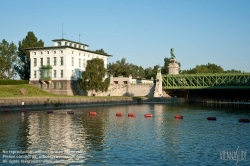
[162,73,250,90]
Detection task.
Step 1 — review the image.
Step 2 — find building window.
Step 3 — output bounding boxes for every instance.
[61,50,63,53]
[34,52,36,55]
[47,51,49,54]
[39,83,42,89]
[53,70,56,78]
[72,51,74,54]
[71,70,74,77]
[52,82,56,89]
[34,58,37,66]
[53,57,56,66]
[40,58,43,66]
[79,59,81,67]
[41,52,43,55]
[34,71,36,78]
[59,82,63,89]
[71,57,74,66]
[65,42,67,46]
[57,42,61,46]
[60,70,63,78]
[60,57,63,65]
[47,57,50,65]
[54,51,56,54]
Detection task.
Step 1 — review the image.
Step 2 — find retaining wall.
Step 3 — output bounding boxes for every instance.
[0,97,187,111]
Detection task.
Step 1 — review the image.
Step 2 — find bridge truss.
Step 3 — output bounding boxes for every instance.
[162,73,250,89]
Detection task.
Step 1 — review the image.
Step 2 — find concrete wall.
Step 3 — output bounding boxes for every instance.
[0,97,187,111]
[95,84,155,97]
[30,80,82,96]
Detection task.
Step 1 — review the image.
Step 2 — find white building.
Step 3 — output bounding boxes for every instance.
[28,39,111,96]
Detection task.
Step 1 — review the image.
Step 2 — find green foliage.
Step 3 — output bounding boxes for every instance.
[224,69,242,73]
[181,63,224,74]
[41,65,52,69]
[0,39,18,79]
[144,65,161,79]
[78,58,109,95]
[108,58,145,78]
[108,58,131,77]
[0,80,29,85]
[95,48,107,55]
[15,31,44,80]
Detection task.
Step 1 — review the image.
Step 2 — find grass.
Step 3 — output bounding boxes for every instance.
[0,84,61,98]
[0,84,132,99]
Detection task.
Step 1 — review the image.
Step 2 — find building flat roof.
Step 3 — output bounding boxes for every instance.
[26,46,112,57]
[52,38,89,46]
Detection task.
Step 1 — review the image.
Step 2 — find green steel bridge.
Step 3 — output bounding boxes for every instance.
[162,73,250,90]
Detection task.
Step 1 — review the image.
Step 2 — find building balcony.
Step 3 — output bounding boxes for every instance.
[40,65,52,82]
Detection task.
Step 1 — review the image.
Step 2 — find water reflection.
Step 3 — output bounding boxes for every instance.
[0,104,249,165]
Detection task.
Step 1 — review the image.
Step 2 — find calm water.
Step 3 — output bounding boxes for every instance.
[0,103,249,165]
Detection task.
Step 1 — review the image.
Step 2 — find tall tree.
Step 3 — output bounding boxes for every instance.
[108,58,131,77]
[78,58,109,95]
[0,39,18,79]
[144,65,161,80]
[181,63,224,74]
[16,31,44,80]
[95,48,107,55]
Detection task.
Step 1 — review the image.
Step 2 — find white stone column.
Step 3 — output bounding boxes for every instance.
[154,68,162,97]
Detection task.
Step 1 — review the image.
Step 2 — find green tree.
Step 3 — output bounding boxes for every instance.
[78,58,109,95]
[224,69,242,73]
[15,31,44,80]
[144,67,153,79]
[144,64,161,80]
[181,63,223,74]
[95,48,107,55]
[108,58,131,77]
[0,39,18,79]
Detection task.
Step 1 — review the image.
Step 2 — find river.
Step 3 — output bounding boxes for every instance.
[0,103,249,165]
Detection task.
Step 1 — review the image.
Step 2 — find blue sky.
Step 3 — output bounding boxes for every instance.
[0,0,250,72]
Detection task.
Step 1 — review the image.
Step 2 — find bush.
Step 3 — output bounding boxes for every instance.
[0,80,29,85]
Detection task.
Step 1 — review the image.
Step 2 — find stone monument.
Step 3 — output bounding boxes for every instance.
[168,48,179,74]
[153,67,163,97]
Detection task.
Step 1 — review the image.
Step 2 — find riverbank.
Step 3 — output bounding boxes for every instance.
[0,97,187,111]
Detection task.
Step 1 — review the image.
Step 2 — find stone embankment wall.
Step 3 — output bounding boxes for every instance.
[0,97,187,111]
[95,84,155,96]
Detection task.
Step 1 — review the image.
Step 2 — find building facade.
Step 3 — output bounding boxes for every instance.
[28,39,111,96]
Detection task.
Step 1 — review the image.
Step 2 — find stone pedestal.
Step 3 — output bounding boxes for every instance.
[168,58,179,74]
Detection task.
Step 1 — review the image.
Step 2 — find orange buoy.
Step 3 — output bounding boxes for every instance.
[89,112,97,115]
[239,118,250,123]
[174,115,183,119]
[47,110,53,114]
[67,110,74,114]
[116,112,123,116]
[144,114,153,117]
[207,117,216,121]
[128,113,136,117]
